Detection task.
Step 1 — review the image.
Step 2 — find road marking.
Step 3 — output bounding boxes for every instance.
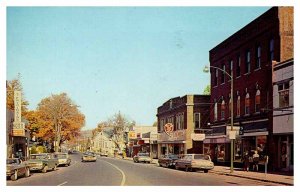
[57,181,68,186]
[101,160,126,186]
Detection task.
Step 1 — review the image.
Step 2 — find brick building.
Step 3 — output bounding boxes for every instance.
[205,7,293,169]
[157,95,210,157]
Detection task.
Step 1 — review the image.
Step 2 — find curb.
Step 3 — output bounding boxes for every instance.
[210,170,293,186]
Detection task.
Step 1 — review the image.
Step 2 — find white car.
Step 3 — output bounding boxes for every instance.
[174,154,214,173]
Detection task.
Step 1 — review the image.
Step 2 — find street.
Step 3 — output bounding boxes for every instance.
[7,153,281,186]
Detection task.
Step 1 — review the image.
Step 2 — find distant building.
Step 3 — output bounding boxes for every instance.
[92,127,116,156]
[272,58,293,171]
[157,95,210,157]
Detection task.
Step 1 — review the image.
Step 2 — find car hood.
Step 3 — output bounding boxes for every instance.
[27,159,45,163]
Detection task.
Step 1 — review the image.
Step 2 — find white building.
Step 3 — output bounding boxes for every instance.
[92,128,116,156]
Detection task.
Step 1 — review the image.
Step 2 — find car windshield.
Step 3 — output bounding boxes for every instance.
[194,154,210,160]
[138,153,149,157]
[55,154,67,158]
[7,159,19,164]
[168,154,178,159]
[30,154,48,159]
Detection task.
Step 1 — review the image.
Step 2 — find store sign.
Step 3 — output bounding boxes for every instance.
[13,91,25,137]
[164,123,174,136]
[158,130,186,142]
[191,133,205,141]
[128,131,137,139]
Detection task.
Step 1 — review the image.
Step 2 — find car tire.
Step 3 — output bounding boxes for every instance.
[42,165,48,173]
[175,164,179,170]
[204,170,208,173]
[185,166,189,172]
[65,163,69,167]
[11,170,18,181]
[25,168,30,177]
[53,165,57,171]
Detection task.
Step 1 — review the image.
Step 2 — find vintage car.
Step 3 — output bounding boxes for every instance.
[82,152,97,162]
[6,158,30,181]
[53,152,71,167]
[133,153,152,163]
[174,154,214,173]
[158,154,179,168]
[100,151,108,157]
[27,153,59,173]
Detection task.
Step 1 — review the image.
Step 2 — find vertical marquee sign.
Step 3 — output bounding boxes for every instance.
[12,91,25,137]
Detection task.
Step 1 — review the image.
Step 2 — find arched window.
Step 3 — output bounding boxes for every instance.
[255,90,261,113]
[245,93,250,115]
[237,96,241,117]
[221,99,226,119]
[214,102,218,121]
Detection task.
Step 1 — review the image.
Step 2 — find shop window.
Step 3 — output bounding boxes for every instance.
[278,81,290,108]
[194,113,201,129]
[255,90,261,113]
[221,100,225,119]
[245,93,250,115]
[236,96,241,117]
[217,144,225,161]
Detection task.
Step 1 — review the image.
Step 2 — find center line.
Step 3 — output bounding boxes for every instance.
[57,181,68,186]
[101,160,126,186]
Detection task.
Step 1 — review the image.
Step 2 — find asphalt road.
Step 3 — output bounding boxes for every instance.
[7,153,279,186]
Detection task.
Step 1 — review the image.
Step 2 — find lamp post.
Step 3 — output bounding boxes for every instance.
[203,65,234,173]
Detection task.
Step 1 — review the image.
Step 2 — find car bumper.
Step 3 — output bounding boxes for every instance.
[191,165,214,170]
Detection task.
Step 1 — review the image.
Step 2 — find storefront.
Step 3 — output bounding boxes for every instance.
[158,129,186,157]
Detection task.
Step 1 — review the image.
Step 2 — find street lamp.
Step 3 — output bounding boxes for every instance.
[203,65,235,173]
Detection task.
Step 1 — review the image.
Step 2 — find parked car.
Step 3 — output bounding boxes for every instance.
[158,154,179,168]
[6,158,30,181]
[82,152,97,162]
[133,153,152,163]
[27,153,59,173]
[174,154,214,173]
[53,152,71,167]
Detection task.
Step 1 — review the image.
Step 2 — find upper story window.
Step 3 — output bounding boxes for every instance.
[245,50,251,74]
[221,64,225,84]
[228,96,232,118]
[221,99,226,120]
[245,93,250,115]
[236,55,241,77]
[255,90,261,113]
[236,95,241,117]
[214,102,218,121]
[214,69,218,86]
[255,46,261,69]
[176,113,184,130]
[269,38,275,61]
[194,113,201,129]
[278,81,290,108]
[229,60,233,79]
[159,118,165,132]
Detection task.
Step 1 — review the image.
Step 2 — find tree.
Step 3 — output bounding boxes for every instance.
[152,121,158,127]
[203,85,211,95]
[6,75,29,113]
[37,93,85,151]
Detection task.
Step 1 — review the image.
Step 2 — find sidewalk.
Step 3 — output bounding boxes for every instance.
[121,157,293,185]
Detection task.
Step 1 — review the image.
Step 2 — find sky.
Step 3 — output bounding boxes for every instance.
[7,6,271,130]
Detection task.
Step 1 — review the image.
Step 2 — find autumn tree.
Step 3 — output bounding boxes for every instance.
[6,75,29,113]
[37,93,85,152]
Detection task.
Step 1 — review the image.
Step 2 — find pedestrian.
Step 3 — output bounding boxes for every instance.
[242,152,250,171]
[252,150,260,171]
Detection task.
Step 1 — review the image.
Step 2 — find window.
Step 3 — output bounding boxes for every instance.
[245,93,250,115]
[221,100,226,119]
[245,50,251,74]
[278,81,289,108]
[194,113,201,129]
[229,60,233,79]
[180,113,184,129]
[160,118,165,132]
[255,90,261,113]
[269,39,274,61]
[255,46,261,69]
[236,55,241,77]
[214,69,218,86]
[214,102,218,121]
[221,64,225,83]
[176,113,184,130]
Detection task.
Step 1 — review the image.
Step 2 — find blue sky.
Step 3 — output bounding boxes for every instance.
[7,7,270,129]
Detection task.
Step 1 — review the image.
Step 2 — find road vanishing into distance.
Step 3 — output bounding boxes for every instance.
[7,153,280,186]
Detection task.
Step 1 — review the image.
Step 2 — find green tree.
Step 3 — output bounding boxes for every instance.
[203,85,211,95]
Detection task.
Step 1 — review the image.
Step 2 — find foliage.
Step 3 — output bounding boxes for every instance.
[30,146,37,154]
[203,84,211,95]
[30,145,47,154]
[6,76,29,113]
[152,121,157,127]
[36,93,85,146]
